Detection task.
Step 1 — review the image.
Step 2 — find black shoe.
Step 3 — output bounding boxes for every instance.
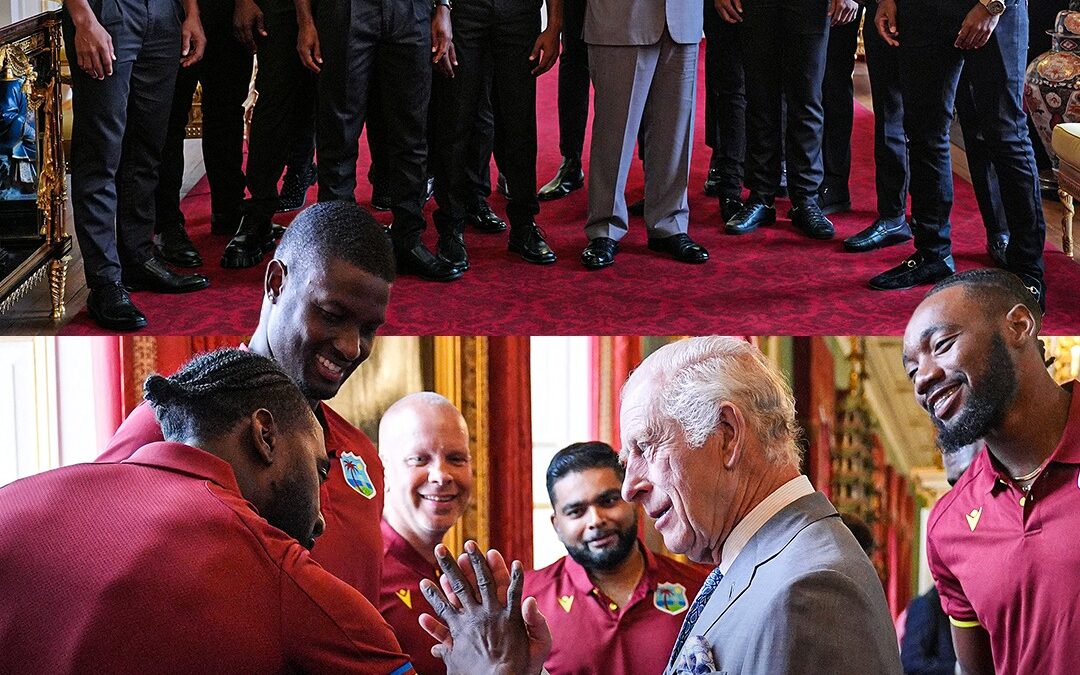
[581,237,618,269]
[725,201,776,234]
[371,189,392,211]
[155,222,202,268]
[86,282,148,331]
[497,173,509,198]
[647,233,709,263]
[1017,272,1047,313]
[396,243,465,281]
[538,157,584,201]
[987,232,1009,268]
[122,257,210,294]
[868,252,955,291]
[277,162,317,212]
[437,230,469,271]
[210,210,243,236]
[221,214,276,269]
[508,223,557,264]
[844,216,912,253]
[425,176,435,203]
[817,186,851,216]
[720,195,743,223]
[789,201,835,240]
[628,199,645,217]
[703,168,724,197]
[466,200,507,233]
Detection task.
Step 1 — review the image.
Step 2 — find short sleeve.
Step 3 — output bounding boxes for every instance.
[926,530,978,626]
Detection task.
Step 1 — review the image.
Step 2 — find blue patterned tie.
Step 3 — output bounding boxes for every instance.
[669,565,724,669]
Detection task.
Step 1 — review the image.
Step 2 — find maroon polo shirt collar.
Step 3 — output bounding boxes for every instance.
[381,519,438,579]
[123,441,242,495]
[979,381,1079,494]
[562,539,658,610]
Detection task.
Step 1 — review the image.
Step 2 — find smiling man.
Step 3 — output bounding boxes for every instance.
[377,393,474,675]
[524,442,707,675]
[619,337,901,674]
[904,268,1079,674]
[98,201,394,602]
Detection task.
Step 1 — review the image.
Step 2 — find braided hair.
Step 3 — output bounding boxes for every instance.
[275,201,396,284]
[143,349,314,443]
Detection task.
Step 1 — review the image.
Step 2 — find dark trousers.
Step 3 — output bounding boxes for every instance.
[315,0,431,248]
[703,0,745,199]
[157,1,252,229]
[245,0,317,220]
[955,74,1008,239]
[863,20,907,219]
[820,8,862,194]
[432,8,540,233]
[557,0,589,160]
[63,0,180,288]
[901,0,1044,279]
[741,0,830,202]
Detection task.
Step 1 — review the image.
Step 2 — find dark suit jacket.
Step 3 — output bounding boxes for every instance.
[901,588,956,675]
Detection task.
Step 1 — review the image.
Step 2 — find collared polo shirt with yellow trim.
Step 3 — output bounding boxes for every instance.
[926,382,1080,673]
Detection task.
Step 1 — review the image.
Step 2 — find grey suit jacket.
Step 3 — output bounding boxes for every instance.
[583,0,703,46]
[665,492,902,675]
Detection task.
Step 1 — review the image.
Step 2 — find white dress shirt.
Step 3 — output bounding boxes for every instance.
[719,475,815,575]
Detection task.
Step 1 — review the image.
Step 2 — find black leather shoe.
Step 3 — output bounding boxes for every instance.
[497,173,509,198]
[628,199,645,217]
[1017,272,1046,313]
[155,222,202,268]
[508,223,557,264]
[581,237,618,269]
[538,157,584,201]
[466,200,507,233]
[703,168,723,197]
[720,195,743,222]
[817,186,851,216]
[123,257,210,294]
[843,216,912,253]
[437,230,469,271]
[647,233,709,263]
[987,232,1009,268]
[221,214,276,269]
[725,201,776,234]
[211,210,243,236]
[277,162,317,212]
[396,243,465,281]
[868,252,955,291]
[789,201,835,240]
[87,282,148,331]
[371,189,392,211]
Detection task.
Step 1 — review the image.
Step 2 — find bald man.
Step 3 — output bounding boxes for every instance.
[378,393,474,675]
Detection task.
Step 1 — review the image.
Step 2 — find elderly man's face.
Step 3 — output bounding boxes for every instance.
[902,286,1019,454]
[619,375,726,562]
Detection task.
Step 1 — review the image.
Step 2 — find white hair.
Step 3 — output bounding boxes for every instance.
[624,337,803,468]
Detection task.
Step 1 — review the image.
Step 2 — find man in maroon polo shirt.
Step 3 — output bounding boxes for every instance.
[377,393,474,675]
[98,201,393,602]
[904,268,1080,674]
[0,349,414,673]
[524,442,708,675]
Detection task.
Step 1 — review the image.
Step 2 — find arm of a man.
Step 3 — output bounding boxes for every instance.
[180,0,206,66]
[295,0,322,72]
[926,535,992,674]
[64,0,115,79]
[950,624,994,675]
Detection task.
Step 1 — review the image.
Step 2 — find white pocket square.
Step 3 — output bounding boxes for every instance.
[673,635,716,675]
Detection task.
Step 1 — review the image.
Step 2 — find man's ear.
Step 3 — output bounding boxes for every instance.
[1003,303,1037,345]
[264,259,288,303]
[249,408,278,466]
[716,402,745,470]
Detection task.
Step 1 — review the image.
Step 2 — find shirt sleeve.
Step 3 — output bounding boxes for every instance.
[926,529,978,626]
[279,544,415,674]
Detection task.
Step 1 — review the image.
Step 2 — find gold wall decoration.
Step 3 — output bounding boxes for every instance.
[1046,337,1080,383]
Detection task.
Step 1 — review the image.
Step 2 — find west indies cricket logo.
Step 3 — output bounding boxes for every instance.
[654,582,689,615]
[340,452,376,499]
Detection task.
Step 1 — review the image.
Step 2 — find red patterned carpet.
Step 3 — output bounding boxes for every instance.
[61,51,1080,335]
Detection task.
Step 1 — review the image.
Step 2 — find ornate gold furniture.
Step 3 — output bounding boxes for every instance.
[1052,123,1078,258]
[0,9,69,320]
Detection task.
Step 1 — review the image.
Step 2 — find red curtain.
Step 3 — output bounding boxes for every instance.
[588,336,643,447]
[487,336,534,569]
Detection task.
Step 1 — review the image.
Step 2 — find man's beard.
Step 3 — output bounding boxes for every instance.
[564,518,639,572]
[262,469,319,550]
[935,332,1018,454]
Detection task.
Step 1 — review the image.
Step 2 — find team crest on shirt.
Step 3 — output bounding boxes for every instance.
[339,452,376,499]
[654,582,689,615]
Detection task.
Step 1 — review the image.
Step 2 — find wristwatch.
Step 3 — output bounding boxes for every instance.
[979,0,1006,15]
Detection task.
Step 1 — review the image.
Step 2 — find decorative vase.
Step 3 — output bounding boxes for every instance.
[1025,6,1080,187]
